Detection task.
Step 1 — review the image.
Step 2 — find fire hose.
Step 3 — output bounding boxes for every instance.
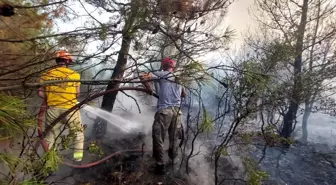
[36,87,184,169]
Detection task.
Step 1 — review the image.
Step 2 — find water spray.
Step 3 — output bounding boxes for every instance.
[36,87,157,169]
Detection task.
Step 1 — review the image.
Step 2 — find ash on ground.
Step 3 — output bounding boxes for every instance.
[252,141,336,185]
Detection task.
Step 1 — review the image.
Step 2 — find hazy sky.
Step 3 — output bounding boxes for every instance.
[197,0,257,64]
[225,0,256,48]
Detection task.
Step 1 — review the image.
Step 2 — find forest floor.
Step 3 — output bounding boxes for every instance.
[43,133,336,185]
[251,140,336,185]
[45,132,190,185]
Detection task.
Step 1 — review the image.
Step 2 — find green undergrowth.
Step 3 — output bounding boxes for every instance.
[0,93,62,185]
[243,157,269,185]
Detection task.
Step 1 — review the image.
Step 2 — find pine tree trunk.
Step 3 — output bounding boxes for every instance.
[101,35,131,111]
[281,0,309,140]
[94,33,132,138]
[282,103,299,138]
[301,0,321,143]
[302,102,312,142]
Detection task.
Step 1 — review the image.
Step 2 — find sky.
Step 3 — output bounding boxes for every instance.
[225,0,256,48]
[198,0,257,67]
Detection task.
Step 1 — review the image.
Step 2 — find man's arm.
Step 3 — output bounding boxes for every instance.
[139,72,154,94]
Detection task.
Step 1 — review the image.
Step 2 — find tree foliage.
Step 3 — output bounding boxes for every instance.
[2,0,335,184]
[250,0,336,140]
[0,0,57,96]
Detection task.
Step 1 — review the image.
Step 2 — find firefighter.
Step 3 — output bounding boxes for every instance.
[140,57,186,175]
[38,50,84,162]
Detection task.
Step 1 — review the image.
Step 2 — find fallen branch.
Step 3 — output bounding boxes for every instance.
[12,0,68,9]
[0,74,191,91]
[0,78,155,91]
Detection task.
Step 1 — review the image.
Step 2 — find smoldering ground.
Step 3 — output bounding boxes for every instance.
[42,88,244,185]
[41,88,336,185]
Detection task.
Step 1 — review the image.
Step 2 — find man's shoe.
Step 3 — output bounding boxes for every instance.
[73,151,83,163]
[155,164,165,175]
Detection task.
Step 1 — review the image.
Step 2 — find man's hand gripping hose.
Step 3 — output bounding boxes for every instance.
[36,87,156,169]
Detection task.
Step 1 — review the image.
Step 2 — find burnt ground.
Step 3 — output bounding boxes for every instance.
[251,141,336,185]
[45,131,189,185]
[44,133,336,185]
[72,152,190,185]
[42,96,336,185]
